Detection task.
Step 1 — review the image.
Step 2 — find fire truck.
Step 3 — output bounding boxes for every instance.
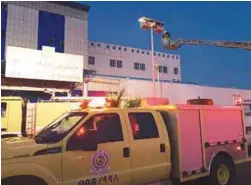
[1,97,251,185]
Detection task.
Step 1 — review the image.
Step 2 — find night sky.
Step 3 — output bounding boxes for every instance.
[81,1,251,90]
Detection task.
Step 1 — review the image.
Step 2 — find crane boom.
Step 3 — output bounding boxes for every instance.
[162,33,251,50]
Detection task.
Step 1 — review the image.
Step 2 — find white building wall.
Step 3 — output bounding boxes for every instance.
[120,79,251,105]
[87,41,181,81]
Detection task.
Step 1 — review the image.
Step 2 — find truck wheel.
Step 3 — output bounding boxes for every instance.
[208,155,235,185]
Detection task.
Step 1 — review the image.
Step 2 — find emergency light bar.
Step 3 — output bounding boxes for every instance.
[187,98,214,105]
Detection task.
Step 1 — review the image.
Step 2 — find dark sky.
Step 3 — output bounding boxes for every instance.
[81,1,251,90]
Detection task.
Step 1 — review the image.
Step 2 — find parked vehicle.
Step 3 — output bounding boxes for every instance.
[2,98,250,185]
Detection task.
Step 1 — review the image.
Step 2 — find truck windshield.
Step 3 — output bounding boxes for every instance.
[35,112,87,144]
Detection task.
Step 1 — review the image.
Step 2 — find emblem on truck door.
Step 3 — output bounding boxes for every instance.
[90,150,110,174]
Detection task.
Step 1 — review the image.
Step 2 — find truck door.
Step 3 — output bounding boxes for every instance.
[62,112,131,185]
[1,102,8,132]
[124,110,170,184]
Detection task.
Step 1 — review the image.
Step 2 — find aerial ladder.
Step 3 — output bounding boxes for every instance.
[161,31,251,50]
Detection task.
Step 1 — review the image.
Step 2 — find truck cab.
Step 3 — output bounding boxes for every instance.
[2,107,172,185]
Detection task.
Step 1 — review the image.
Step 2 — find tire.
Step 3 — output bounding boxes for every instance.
[2,176,46,185]
[208,155,235,185]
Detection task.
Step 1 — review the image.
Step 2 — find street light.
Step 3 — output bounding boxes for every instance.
[138,16,164,97]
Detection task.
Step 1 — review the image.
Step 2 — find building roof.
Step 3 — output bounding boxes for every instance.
[51,1,91,12]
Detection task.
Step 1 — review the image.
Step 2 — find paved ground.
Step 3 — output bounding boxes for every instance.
[234,160,251,185]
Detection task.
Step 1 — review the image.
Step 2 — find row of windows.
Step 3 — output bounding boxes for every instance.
[158,65,168,74]
[88,56,179,74]
[68,112,159,146]
[110,59,123,68]
[90,42,179,59]
[134,63,145,71]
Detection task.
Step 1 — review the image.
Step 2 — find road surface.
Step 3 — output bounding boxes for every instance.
[235,160,251,185]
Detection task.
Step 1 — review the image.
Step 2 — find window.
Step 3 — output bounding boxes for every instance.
[137,50,140,54]
[134,63,139,70]
[112,46,116,50]
[110,59,116,67]
[124,48,127,51]
[162,54,165,58]
[176,56,179,59]
[172,55,175,59]
[131,49,134,53]
[85,113,124,143]
[118,47,121,50]
[49,37,55,45]
[154,53,156,56]
[38,112,88,144]
[106,45,110,49]
[158,66,162,73]
[147,52,149,55]
[140,63,145,71]
[128,113,159,140]
[91,42,95,47]
[163,66,168,73]
[158,53,161,57]
[1,102,7,117]
[246,127,251,135]
[141,51,145,54]
[97,43,101,47]
[174,67,179,74]
[1,30,6,39]
[88,56,95,65]
[167,55,170,58]
[66,113,123,151]
[60,41,64,47]
[117,60,123,68]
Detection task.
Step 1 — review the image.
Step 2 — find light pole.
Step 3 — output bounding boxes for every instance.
[154,64,162,97]
[139,17,164,97]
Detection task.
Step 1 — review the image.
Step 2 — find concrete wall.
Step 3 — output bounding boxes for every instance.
[120,79,251,105]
